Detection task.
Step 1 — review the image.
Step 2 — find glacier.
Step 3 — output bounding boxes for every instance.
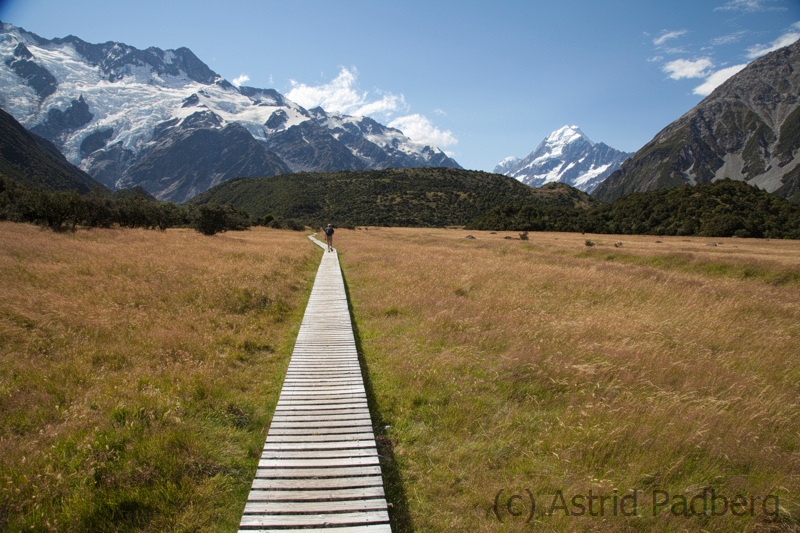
[0,21,461,201]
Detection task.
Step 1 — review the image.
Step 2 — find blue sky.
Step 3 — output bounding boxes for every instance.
[1,0,798,171]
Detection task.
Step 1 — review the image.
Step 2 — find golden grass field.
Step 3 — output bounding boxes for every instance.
[337,228,800,532]
[1,222,799,532]
[0,222,320,532]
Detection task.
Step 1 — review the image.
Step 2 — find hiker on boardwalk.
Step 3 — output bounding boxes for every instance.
[324,224,334,252]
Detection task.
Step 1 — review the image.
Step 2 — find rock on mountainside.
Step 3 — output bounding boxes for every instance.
[494,126,632,193]
[593,39,800,204]
[0,21,461,203]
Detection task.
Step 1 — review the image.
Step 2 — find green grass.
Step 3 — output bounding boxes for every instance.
[578,249,800,286]
[0,223,320,532]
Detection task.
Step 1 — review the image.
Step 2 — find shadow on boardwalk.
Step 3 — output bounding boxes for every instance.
[342,270,415,533]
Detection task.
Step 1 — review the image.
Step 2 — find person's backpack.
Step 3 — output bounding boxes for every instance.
[324,227,333,236]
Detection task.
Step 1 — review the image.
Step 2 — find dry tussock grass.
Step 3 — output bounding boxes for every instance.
[0,222,319,532]
[339,228,800,532]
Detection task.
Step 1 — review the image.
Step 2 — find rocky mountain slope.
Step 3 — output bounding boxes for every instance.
[0,107,105,193]
[494,126,632,193]
[0,21,461,203]
[594,39,800,204]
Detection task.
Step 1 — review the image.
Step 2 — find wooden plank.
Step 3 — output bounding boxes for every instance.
[270,410,371,419]
[269,421,373,428]
[284,370,361,375]
[268,422,373,430]
[280,385,366,392]
[284,369,361,373]
[240,522,391,533]
[277,395,367,401]
[255,465,383,478]
[286,363,361,368]
[269,417,372,424]
[251,476,384,490]
[244,486,386,502]
[279,386,366,394]
[274,403,368,411]
[268,425,373,433]
[261,441,377,451]
[268,426,373,435]
[266,433,375,443]
[271,407,371,414]
[286,364,359,368]
[288,354,358,357]
[277,393,366,399]
[276,397,368,404]
[280,386,364,391]
[261,448,378,459]
[258,456,379,468]
[282,376,363,381]
[269,411,371,420]
[285,367,361,372]
[239,510,389,527]
[278,388,366,394]
[278,390,366,396]
[244,499,387,514]
[281,380,363,386]
[281,378,364,386]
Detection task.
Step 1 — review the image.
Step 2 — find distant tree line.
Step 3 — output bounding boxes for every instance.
[467,179,800,239]
[0,176,307,235]
[6,172,796,239]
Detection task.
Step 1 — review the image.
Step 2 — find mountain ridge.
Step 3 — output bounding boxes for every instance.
[593,39,800,204]
[0,21,461,203]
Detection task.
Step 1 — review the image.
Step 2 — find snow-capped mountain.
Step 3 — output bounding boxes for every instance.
[494,126,631,193]
[493,156,520,176]
[0,22,461,202]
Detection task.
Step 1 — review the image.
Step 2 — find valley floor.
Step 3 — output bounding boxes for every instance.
[1,223,799,532]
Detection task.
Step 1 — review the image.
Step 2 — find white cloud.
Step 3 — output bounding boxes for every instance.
[709,31,748,46]
[648,55,664,62]
[354,91,408,117]
[654,30,687,46]
[663,58,714,79]
[433,108,447,116]
[693,64,748,95]
[286,67,408,119]
[715,0,785,11]
[388,114,458,148]
[746,25,800,58]
[232,74,250,87]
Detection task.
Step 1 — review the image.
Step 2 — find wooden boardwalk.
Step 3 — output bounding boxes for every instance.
[238,236,391,532]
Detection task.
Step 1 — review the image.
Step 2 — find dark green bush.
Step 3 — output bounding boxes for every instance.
[191,201,229,235]
[190,201,252,235]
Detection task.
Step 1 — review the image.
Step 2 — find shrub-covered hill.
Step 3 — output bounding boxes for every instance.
[468,178,800,239]
[188,168,597,227]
